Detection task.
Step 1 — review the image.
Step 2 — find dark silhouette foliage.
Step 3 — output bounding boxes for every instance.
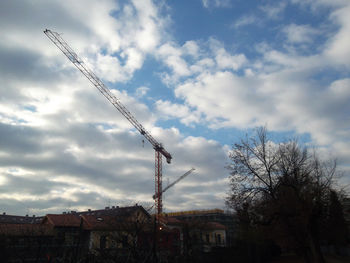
[226,127,348,263]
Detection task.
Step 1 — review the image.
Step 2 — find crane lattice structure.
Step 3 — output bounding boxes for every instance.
[44,29,172,216]
[153,168,195,200]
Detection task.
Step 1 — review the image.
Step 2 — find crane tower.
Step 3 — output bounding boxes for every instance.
[44,29,172,216]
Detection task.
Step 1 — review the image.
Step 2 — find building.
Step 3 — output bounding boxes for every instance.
[40,205,155,261]
[0,205,155,262]
[0,223,54,262]
[165,208,236,248]
[0,212,43,224]
[0,206,235,261]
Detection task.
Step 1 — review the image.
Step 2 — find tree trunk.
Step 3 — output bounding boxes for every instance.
[305,232,325,263]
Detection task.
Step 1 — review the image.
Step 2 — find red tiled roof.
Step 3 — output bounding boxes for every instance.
[82,214,152,231]
[79,205,150,218]
[81,215,123,230]
[42,206,151,230]
[44,214,82,227]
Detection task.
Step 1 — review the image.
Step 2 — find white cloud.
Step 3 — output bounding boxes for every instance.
[202,0,232,9]
[283,24,320,44]
[324,4,350,67]
[174,71,271,129]
[135,86,150,98]
[291,0,348,10]
[156,1,350,180]
[182,41,200,58]
[155,100,202,126]
[259,1,287,20]
[1,0,350,216]
[215,49,247,71]
[93,53,127,82]
[209,38,247,71]
[328,78,350,96]
[0,0,232,215]
[157,38,247,85]
[232,15,257,29]
[158,42,191,77]
[173,58,350,155]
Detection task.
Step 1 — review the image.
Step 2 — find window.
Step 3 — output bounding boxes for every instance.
[205,234,210,243]
[100,236,106,249]
[122,235,128,248]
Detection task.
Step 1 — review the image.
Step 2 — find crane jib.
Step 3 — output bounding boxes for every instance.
[44,29,172,164]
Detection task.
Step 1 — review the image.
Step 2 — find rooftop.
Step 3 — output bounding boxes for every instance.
[0,213,43,224]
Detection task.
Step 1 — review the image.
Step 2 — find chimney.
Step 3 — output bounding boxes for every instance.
[105,206,110,210]
[112,206,115,209]
[63,212,67,214]
[32,215,35,218]
[88,209,91,212]
[2,212,6,215]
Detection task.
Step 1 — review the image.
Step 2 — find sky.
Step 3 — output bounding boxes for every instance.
[0,0,349,216]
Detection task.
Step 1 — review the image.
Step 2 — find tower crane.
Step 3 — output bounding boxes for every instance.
[44,29,172,216]
[153,168,195,200]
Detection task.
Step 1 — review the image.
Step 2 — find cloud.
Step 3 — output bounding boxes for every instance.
[282,24,320,44]
[202,0,232,9]
[153,1,350,184]
[163,136,229,211]
[174,71,272,129]
[232,15,258,29]
[0,0,230,216]
[259,1,287,20]
[156,38,247,86]
[290,0,348,10]
[135,86,150,98]
[158,42,191,77]
[182,41,200,58]
[0,112,229,214]
[0,0,234,215]
[324,3,350,67]
[155,100,202,126]
[210,39,247,70]
[1,0,349,216]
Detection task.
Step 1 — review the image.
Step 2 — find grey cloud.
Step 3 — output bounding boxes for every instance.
[0,173,69,196]
[0,45,41,79]
[0,123,44,154]
[0,121,156,196]
[0,44,75,84]
[0,0,88,35]
[0,0,235,216]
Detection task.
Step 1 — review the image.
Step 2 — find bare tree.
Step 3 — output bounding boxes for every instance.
[226,127,346,263]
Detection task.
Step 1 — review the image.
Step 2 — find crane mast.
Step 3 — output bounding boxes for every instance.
[44,29,172,215]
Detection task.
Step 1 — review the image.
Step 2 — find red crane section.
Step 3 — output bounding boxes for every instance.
[44,29,172,215]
